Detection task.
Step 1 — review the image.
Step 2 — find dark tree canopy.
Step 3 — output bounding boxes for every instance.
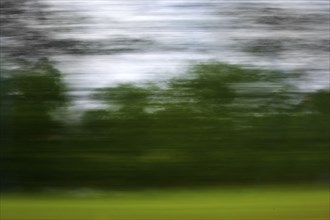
[1,62,329,189]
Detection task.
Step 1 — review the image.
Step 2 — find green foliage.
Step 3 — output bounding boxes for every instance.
[2,59,67,139]
[1,61,329,189]
[1,59,68,188]
[93,84,152,115]
[304,90,330,114]
[74,62,329,187]
[9,60,66,109]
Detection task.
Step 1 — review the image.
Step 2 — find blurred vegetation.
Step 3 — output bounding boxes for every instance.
[1,59,68,189]
[1,60,329,190]
[0,0,90,64]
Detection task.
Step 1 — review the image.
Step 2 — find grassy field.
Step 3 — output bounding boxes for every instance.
[1,185,329,220]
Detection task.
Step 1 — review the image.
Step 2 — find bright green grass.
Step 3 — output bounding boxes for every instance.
[1,186,329,220]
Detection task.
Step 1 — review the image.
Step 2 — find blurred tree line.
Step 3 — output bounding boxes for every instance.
[0,60,329,190]
[1,0,87,67]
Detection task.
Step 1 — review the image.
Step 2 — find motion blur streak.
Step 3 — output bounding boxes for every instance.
[0,1,329,220]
